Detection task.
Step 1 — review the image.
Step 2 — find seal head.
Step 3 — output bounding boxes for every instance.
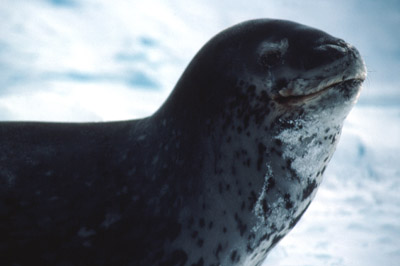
[0,19,366,266]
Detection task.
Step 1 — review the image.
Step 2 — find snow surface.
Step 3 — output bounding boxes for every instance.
[0,1,399,265]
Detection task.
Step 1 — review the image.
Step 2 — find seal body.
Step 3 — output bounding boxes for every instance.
[0,19,365,265]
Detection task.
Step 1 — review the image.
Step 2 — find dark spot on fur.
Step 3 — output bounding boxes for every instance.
[241,201,246,211]
[259,90,269,102]
[230,250,238,263]
[191,231,198,238]
[188,216,194,228]
[247,233,256,242]
[289,201,311,229]
[231,165,236,175]
[257,158,264,171]
[191,257,204,266]
[235,151,240,159]
[197,238,204,247]
[271,234,284,248]
[244,114,250,129]
[218,182,223,194]
[258,142,267,154]
[234,213,247,236]
[262,199,271,216]
[266,177,275,191]
[246,243,254,253]
[160,249,188,266]
[321,165,327,174]
[223,227,227,233]
[208,221,213,229]
[251,252,258,260]
[215,243,223,259]
[302,179,317,201]
[199,218,205,228]
[274,139,282,147]
[284,193,293,209]
[257,232,272,246]
[257,142,267,170]
[248,190,257,210]
[270,147,282,156]
[247,85,256,94]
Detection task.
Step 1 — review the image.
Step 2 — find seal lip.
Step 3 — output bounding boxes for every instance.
[274,78,364,105]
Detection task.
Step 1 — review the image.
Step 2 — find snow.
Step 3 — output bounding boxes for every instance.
[0,1,399,265]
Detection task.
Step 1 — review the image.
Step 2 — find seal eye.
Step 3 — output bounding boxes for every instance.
[259,50,282,68]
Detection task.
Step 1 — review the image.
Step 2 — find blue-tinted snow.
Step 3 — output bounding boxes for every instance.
[0,0,399,265]
[47,0,77,8]
[127,72,159,89]
[139,36,158,47]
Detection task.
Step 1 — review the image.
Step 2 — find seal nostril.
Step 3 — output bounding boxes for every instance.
[336,39,348,47]
[319,38,347,47]
[326,45,348,60]
[315,44,347,54]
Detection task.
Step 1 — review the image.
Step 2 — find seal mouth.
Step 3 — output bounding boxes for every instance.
[274,78,364,104]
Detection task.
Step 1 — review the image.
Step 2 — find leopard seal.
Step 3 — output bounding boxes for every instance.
[0,19,365,265]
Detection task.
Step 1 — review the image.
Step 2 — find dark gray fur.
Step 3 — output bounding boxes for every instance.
[0,19,365,265]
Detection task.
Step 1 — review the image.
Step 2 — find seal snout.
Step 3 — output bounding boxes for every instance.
[274,35,366,104]
[305,38,351,71]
